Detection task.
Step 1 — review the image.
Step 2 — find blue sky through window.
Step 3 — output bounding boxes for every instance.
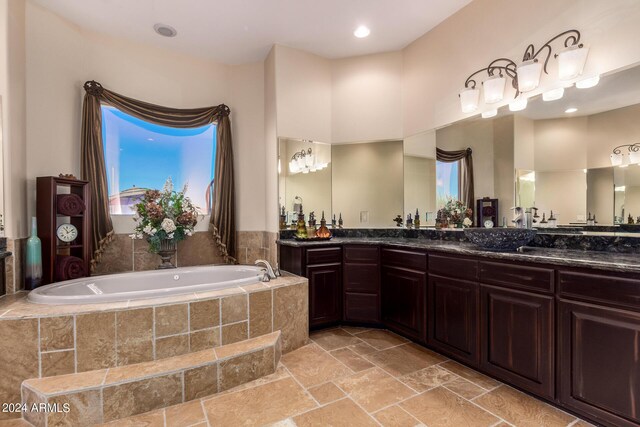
[436,160,459,208]
[102,106,216,214]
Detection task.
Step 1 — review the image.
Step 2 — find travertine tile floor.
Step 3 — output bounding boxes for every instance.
[3,327,594,427]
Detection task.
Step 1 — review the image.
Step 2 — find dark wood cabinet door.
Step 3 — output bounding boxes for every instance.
[428,274,479,366]
[306,263,342,328]
[344,293,379,324]
[480,285,554,400]
[558,300,640,427]
[381,265,426,341]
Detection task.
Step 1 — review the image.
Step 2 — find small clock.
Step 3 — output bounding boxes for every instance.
[483,219,494,229]
[57,223,78,243]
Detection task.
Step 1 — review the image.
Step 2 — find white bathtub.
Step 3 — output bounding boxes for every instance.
[28,265,264,305]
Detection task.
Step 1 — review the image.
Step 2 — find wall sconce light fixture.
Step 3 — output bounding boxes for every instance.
[289,147,329,174]
[611,143,640,166]
[460,29,596,116]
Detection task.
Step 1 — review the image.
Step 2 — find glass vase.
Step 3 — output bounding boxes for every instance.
[25,217,43,289]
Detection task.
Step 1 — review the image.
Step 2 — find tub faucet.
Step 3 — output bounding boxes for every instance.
[255,260,279,280]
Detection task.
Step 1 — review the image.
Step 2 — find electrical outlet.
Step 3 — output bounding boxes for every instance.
[360,211,369,223]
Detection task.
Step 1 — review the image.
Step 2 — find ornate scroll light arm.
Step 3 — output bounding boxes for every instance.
[522,29,582,75]
[612,143,640,156]
[291,148,312,163]
[463,57,520,98]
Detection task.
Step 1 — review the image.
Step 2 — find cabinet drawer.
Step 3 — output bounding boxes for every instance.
[306,247,342,265]
[429,253,478,281]
[344,263,379,293]
[558,270,640,311]
[480,261,553,293]
[344,293,379,323]
[344,245,379,263]
[381,248,427,271]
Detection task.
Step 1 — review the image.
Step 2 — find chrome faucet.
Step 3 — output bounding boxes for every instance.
[255,259,280,280]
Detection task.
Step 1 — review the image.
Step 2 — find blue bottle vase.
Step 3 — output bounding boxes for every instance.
[25,216,43,289]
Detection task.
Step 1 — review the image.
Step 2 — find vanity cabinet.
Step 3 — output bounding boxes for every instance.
[557,270,640,427]
[279,244,343,329]
[479,261,555,400]
[427,254,480,366]
[278,240,640,427]
[343,245,380,324]
[380,248,427,342]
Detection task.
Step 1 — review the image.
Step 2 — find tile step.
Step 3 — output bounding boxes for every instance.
[21,331,281,427]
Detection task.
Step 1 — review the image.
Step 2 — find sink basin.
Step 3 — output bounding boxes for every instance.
[463,228,537,252]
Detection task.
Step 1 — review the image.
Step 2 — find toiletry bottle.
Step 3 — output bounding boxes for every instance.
[414,209,421,228]
[338,213,344,229]
[296,209,307,238]
[406,213,413,229]
[25,216,43,289]
[549,211,557,228]
[331,214,337,229]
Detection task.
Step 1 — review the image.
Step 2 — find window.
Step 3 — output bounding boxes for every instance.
[102,105,216,215]
[436,160,460,207]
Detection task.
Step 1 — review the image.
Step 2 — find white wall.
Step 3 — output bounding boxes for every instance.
[402,0,640,137]
[274,45,331,143]
[0,0,27,238]
[331,51,403,143]
[24,2,265,234]
[332,140,403,228]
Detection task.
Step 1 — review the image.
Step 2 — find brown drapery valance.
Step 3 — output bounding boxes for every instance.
[81,80,237,269]
[436,147,474,214]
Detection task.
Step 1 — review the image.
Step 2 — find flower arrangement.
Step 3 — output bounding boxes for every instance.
[130,178,199,253]
[437,198,473,228]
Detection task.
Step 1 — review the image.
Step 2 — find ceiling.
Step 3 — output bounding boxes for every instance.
[31,0,472,64]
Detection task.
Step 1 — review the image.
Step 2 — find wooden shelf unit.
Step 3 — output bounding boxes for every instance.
[36,176,91,286]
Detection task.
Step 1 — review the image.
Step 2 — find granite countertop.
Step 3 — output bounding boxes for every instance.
[278,237,640,274]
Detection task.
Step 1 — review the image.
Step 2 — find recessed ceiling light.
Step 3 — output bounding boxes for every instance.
[565,107,578,113]
[154,23,177,38]
[354,25,370,38]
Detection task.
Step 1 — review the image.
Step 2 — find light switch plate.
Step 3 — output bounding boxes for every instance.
[360,211,369,223]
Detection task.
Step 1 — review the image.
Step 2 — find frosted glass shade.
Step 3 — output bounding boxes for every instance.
[509,97,528,112]
[629,151,640,165]
[610,153,623,166]
[557,45,589,80]
[483,75,506,104]
[576,75,600,89]
[517,60,543,92]
[542,87,564,101]
[459,88,480,113]
[482,109,498,118]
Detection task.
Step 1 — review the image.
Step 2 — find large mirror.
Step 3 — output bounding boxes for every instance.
[278,63,640,231]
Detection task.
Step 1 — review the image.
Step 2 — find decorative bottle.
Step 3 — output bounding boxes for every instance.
[414,209,421,228]
[25,216,43,289]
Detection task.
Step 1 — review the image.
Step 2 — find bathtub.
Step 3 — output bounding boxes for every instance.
[28,265,265,305]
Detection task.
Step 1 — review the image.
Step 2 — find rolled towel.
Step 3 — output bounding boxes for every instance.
[57,194,86,216]
[56,256,86,281]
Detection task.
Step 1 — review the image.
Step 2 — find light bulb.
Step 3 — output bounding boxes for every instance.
[482,109,498,118]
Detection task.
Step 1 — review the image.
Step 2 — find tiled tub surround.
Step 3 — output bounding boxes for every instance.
[22,331,282,426]
[102,327,592,427]
[0,274,308,421]
[4,231,277,295]
[93,231,278,276]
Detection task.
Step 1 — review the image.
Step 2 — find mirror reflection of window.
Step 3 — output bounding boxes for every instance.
[436,160,460,207]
